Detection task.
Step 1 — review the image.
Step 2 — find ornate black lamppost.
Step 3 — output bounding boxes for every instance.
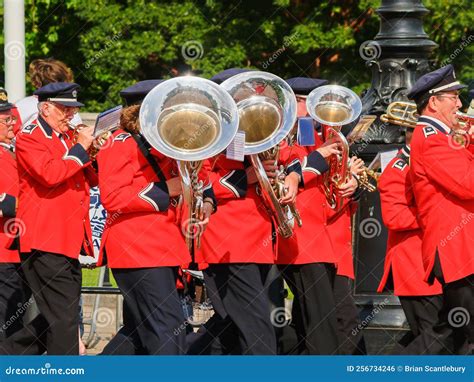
[351,1,437,334]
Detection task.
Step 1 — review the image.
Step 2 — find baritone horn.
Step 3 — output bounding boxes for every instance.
[139,77,239,250]
[306,85,362,211]
[221,71,300,238]
[380,101,418,128]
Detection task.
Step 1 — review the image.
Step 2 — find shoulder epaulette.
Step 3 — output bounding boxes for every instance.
[22,124,38,135]
[422,126,438,138]
[114,132,132,142]
[392,158,407,171]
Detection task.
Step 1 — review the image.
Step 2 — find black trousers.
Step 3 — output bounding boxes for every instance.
[0,250,81,355]
[110,267,186,355]
[186,313,241,355]
[204,263,277,355]
[332,275,367,355]
[398,294,444,354]
[433,255,473,353]
[0,263,30,340]
[278,262,340,355]
[402,255,473,354]
[101,300,146,355]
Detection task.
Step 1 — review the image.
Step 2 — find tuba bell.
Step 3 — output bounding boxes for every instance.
[221,71,301,238]
[139,76,239,250]
[306,85,362,211]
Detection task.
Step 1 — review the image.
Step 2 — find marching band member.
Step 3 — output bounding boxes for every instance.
[97,80,213,355]
[195,68,299,355]
[0,88,28,340]
[1,83,96,355]
[408,64,473,353]
[14,59,80,133]
[326,156,367,355]
[378,127,444,354]
[276,77,342,355]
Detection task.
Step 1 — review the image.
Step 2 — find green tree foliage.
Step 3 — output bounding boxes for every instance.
[0,0,472,111]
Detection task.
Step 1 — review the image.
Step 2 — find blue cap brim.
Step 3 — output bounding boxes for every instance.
[53,100,84,107]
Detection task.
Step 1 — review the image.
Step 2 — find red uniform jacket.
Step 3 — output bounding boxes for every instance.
[378,146,442,296]
[97,130,191,269]
[198,154,274,264]
[15,117,96,259]
[0,143,20,263]
[277,131,336,265]
[198,141,300,265]
[410,116,474,283]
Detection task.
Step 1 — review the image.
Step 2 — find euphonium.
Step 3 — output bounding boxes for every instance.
[221,71,301,238]
[139,76,239,251]
[306,85,362,211]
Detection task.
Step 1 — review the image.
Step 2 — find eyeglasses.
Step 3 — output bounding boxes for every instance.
[50,102,79,115]
[0,115,17,125]
[436,94,460,101]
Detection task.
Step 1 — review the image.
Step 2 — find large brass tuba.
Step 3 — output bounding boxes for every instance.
[221,71,300,238]
[139,76,239,250]
[306,85,362,211]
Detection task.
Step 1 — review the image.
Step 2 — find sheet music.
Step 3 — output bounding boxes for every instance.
[226,131,245,161]
[93,105,123,137]
[379,149,398,172]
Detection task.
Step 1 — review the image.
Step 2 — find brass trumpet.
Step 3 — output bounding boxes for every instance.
[449,112,474,148]
[357,166,379,192]
[456,111,474,130]
[69,122,115,159]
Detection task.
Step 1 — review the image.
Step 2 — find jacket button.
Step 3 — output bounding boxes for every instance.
[76,183,80,188]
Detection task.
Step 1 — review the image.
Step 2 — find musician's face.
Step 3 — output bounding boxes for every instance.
[0,110,16,143]
[296,96,308,118]
[431,91,462,128]
[42,102,78,133]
